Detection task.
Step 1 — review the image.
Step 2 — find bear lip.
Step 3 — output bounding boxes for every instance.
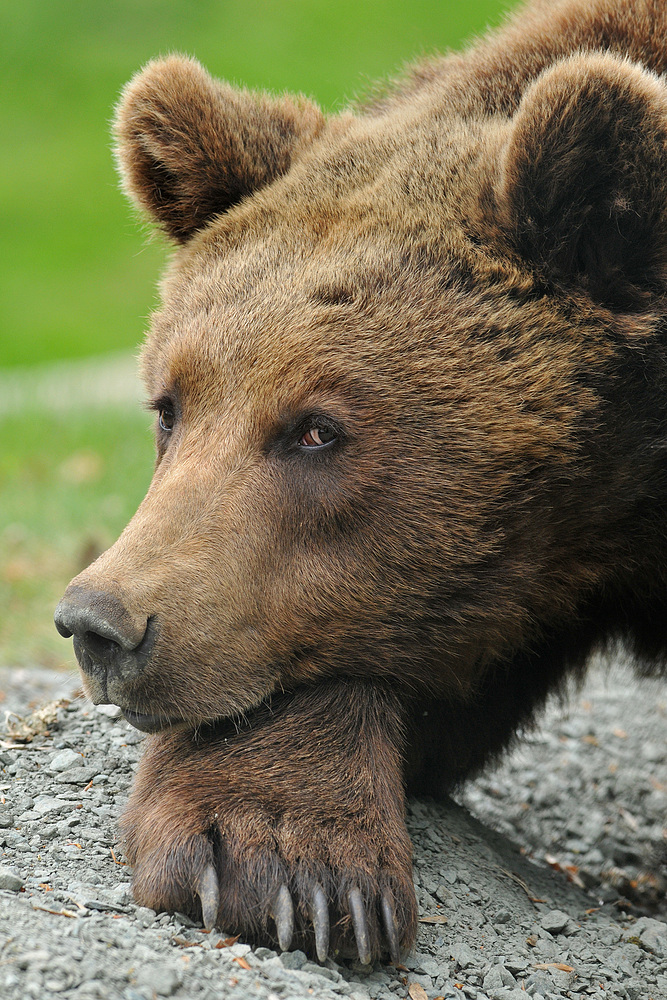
[121,707,182,733]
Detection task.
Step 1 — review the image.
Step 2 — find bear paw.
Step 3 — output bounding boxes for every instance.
[121,703,417,965]
[128,827,412,965]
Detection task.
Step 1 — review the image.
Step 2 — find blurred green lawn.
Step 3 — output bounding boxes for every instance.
[0,0,511,671]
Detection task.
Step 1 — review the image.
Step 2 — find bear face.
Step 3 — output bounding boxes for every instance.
[55,0,667,964]
[58,48,667,730]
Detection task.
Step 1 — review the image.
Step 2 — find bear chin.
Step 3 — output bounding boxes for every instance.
[120,708,185,733]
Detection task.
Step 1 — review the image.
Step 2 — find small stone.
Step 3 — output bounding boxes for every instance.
[525,970,553,994]
[631,917,667,957]
[133,906,157,926]
[95,704,123,718]
[449,941,478,968]
[226,943,252,959]
[134,963,181,996]
[368,970,391,983]
[0,807,14,829]
[254,947,278,960]
[54,767,100,784]
[77,827,112,843]
[505,958,529,974]
[83,898,128,913]
[440,869,459,884]
[117,729,143,745]
[643,742,664,763]
[43,980,68,993]
[412,954,441,978]
[0,864,23,891]
[31,795,69,817]
[407,973,433,993]
[540,909,570,935]
[301,962,340,981]
[48,749,83,772]
[108,884,132,905]
[280,949,308,969]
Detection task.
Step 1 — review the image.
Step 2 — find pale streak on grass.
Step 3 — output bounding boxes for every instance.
[0,351,143,418]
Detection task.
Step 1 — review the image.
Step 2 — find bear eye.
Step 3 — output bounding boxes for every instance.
[158,407,175,432]
[299,425,337,449]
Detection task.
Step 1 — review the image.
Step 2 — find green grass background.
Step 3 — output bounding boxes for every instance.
[0,0,511,673]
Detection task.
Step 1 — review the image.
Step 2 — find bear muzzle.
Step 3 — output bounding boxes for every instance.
[54,586,172,731]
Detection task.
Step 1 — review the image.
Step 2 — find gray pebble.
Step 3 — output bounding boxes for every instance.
[133,906,157,926]
[449,941,478,968]
[0,864,23,891]
[483,965,518,991]
[54,766,99,783]
[628,916,667,957]
[408,973,434,991]
[48,749,83,772]
[0,806,15,828]
[77,826,112,843]
[540,910,570,935]
[280,949,308,969]
[95,705,123,719]
[440,869,459,885]
[31,795,69,817]
[134,963,182,995]
[301,962,340,981]
[254,947,278,960]
[226,942,252,958]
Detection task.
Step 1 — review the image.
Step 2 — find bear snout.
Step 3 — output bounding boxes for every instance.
[54,586,156,705]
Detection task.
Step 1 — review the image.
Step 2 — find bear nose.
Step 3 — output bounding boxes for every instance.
[54,591,144,650]
[54,588,154,696]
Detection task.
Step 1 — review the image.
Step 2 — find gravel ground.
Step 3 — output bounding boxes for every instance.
[0,655,665,1000]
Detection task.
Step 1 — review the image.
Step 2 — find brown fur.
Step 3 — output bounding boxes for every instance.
[55,0,667,962]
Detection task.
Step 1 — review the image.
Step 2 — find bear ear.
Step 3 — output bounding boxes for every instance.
[114,56,325,244]
[495,54,667,308]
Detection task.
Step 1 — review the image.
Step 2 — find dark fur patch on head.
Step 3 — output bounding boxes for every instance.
[310,285,357,307]
[495,52,667,308]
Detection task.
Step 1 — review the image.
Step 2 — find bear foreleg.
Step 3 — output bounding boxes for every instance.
[120,678,418,964]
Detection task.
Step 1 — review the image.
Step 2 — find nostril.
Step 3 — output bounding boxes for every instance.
[82,630,122,660]
[54,614,74,639]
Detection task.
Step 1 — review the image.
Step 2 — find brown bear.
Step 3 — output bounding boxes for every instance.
[55,0,667,966]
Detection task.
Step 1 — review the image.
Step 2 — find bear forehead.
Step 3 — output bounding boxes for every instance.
[141,221,483,411]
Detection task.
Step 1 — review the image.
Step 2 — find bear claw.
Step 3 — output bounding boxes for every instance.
[197,863,219,930]
[311,883,330,962]
[271,884,295,952]
[380,890,401,965]
[348,887,371,965]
